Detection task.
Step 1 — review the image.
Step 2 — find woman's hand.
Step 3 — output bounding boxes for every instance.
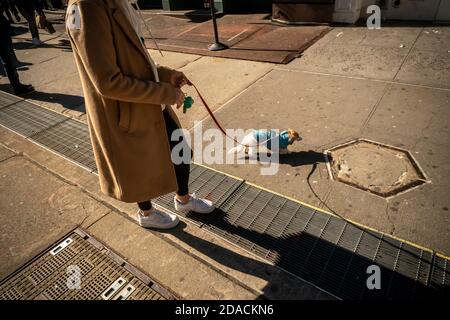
[175,88,185,108]
[169,70,192,88]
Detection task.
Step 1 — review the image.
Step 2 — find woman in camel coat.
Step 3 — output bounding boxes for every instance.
[66,0,214,229]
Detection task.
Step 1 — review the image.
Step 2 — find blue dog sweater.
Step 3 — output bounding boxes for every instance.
[253,129,292,150]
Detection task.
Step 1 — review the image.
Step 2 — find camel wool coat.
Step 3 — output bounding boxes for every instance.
[66,0,181,202]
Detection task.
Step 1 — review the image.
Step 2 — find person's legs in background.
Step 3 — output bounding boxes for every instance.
[15,0,42,45]
[43,0,54,10]
[0,37,34,95]
[0,56,6,76]
[32,0,45,17]
[1,4,14,23]
[6,0,20,21]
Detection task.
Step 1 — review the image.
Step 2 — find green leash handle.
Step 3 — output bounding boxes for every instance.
[183,96,194,114]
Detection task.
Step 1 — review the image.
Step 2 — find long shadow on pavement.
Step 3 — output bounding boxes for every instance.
[12,38,72,52]
[25,90,84,111]
[0,85,84,111]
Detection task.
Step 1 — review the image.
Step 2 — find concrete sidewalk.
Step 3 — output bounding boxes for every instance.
[1,15,449,299]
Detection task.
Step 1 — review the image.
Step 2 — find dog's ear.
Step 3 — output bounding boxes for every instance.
[288,129,302,141]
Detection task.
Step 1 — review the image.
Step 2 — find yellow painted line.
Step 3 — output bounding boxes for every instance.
[436,252,450,260]
[194,162,449,260]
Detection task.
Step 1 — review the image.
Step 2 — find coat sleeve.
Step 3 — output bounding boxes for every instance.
[67,0,177,106]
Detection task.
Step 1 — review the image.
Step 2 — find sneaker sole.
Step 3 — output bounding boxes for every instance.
[138,219,179,230]
[174,205,216,215]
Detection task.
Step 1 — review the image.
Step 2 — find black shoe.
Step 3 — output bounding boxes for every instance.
[15,60,32,70]
[14,84,35,96]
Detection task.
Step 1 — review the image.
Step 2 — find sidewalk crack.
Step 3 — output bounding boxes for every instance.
[385,202,396,235]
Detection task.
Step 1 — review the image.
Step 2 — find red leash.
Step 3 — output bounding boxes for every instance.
[191,84,273,148]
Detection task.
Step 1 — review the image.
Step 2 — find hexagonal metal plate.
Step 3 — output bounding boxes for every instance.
[325,139,428,198]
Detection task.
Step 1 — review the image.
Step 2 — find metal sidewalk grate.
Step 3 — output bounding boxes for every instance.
[205,183,438,299]
[153,164,243,226]
[0,101,68,138]
[0,91,22,110]
[429,255,450,297]
[29,118,97,171]
[0,229,176,300]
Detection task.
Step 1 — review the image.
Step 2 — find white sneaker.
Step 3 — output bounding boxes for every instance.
[174,193,215,214]
[32,38,43,46]
[137,207,179,229]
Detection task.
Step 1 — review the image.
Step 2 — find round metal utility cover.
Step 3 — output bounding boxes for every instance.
[326,139,428,197]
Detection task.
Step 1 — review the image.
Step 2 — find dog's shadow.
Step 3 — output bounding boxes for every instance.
[256,150,330,167]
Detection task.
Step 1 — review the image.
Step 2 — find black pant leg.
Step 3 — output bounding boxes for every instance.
[16,3,39,39]
[137,201,152,211]
[136,109,191,209]
[0,40,20,90]
[163,109,190,196]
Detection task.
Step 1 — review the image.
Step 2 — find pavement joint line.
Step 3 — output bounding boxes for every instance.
[0,99,22,111]
[5,146,144,232]
[61,107,85,117]
[27,117,70,139]
[227,28,250,42]
[1,91,450,261]
[317,135,356,151]
[0,146,111,229]
[0,153,18,164]
[274,67,450,91]
[392,27,423,81]
[173,24,203,38]
[320,188,334,211]
[360,82,392,131]
[164,54,203,70]
[188,66,274,131]
[385,202,396,237]
[34,54,66,66]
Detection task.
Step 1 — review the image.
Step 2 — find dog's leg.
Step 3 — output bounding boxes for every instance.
[241,133,254,155]
[248,146,256,158]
